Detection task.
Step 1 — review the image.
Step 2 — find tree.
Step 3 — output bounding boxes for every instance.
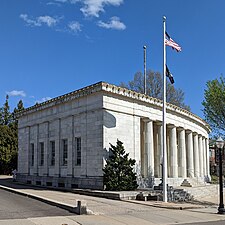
[120,70,190,111]
[202,76,225,135]
[0,97,24,174]
[0,125,17,174]
[11,100,24,130]
[0,95,11,126]
[103,139,138,191]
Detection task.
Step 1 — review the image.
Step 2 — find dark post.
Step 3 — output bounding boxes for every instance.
[218,144,225,214]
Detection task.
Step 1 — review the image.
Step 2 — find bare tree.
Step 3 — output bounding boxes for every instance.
[120,70,190,111]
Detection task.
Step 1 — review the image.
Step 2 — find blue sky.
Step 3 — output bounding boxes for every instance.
[0,0,225,118]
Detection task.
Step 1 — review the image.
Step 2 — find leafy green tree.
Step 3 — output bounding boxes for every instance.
[103,139,138,191]
[0,97,24,174]
[202,75,225,135]
[0,125,17,174]
[120,70,190,111]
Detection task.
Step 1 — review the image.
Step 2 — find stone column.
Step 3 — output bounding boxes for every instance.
[202,137,207,178]
[186,131,194,177]
[178,128,186,178]
[143,119,154,177]
[198,135,203,177]
[205,138,211,181]
[154,122,162,177]
[167,129,170,177]
[169,125,178,178]
[193,133,200,177]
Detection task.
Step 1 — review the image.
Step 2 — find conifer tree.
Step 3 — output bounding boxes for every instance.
[103,139,138,191]
[2,95,11,126]
[0,97,24,174]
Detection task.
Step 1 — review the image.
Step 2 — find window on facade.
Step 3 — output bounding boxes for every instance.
[50,141,55,166]
[39,142,44,166]
[30,143,34,166]
[75,137,81,166]
[62,139,68,166]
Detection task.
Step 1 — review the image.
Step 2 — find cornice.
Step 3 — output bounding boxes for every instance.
[17,81,210,133]
[16,81,104,117]
[101,82,210,133]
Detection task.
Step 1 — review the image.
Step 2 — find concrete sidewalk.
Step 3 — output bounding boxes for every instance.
[0,175,206,212]
[0,175,225,225]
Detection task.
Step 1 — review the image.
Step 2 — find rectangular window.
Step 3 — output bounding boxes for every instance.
[50,141,55,166]
[30,143,34,166]
[75,137,81,166]
[62,139,68,166]
[39,142,44,166]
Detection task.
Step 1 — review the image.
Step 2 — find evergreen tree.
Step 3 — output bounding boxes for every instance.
[11,100,24,130]
[2,95,11,126]
[103,139,138,191]
[0,97,24,174]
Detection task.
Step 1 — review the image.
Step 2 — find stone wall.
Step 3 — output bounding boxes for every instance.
[17,82,210,189]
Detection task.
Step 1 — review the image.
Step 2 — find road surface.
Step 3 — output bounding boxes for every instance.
[0,189,73,220]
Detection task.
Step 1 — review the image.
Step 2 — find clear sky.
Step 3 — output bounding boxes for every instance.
[0,0,224,118]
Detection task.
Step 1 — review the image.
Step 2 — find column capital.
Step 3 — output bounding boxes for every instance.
[177,126,185,131]
[142,117,151,123]
[167,123,176,129]
[155,121,162,126]
[185,129,193,134]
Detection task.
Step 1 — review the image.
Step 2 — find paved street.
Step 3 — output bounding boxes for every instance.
[1,176,225,224]
[0,189,73,220]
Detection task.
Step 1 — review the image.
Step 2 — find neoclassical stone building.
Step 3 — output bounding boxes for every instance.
[17,82,210,189]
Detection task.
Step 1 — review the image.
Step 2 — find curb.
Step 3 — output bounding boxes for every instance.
[123,199,205,210]
[0,185,87,214]
[0,180,208,212]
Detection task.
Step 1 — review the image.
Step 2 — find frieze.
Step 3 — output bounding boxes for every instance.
[17,81,210,133]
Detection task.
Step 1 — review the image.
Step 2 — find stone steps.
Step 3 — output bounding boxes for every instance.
[180,178,208,187]
[177,184,219,201]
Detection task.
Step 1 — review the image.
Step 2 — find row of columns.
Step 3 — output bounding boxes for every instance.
[141,119,210,180]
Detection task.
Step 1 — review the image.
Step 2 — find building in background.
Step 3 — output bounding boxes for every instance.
[17,82,211,189]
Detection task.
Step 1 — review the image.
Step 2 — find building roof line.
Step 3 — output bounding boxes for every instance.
[16,81,210,132]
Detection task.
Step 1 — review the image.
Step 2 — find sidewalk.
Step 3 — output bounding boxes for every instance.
[0,175,207,212]
[0,175,224,225]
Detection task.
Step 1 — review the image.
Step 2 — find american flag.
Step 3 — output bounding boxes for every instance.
[165,32,181,52]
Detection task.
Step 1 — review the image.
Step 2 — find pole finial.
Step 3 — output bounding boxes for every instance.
[163,16,166,21]
[143,45,147,49]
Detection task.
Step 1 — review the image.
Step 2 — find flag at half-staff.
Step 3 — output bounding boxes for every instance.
[165,32,182,52]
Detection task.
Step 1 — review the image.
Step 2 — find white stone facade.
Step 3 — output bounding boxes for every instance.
[17,82,210,189]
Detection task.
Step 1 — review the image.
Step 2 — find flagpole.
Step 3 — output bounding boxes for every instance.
[162,15,167,202]
[143,45,147,94]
